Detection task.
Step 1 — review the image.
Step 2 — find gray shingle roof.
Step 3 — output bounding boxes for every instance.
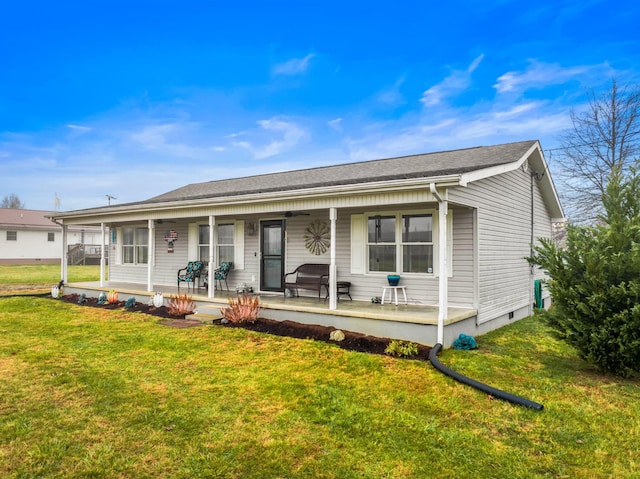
[146,140,537,204]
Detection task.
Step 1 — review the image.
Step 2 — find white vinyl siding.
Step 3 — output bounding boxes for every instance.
[449,168,552,323]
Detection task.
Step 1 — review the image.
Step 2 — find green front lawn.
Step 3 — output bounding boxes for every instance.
[0,264,102,290]
[1,298,639,478]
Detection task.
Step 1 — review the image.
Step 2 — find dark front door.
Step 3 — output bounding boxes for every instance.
[260,220,285,292]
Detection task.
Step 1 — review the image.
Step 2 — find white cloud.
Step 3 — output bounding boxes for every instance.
[346,99,569,162]
[376,76,407,106]
[232,117,306,159]
[420,54,485,106]
[273,54,315,76]
[129,122,226,160]
[66,124,92,132]
[328,118,343,131]
[493,60,613,94]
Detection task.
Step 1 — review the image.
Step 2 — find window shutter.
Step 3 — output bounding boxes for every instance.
[350,214,365,274]
[188,223,198,261]
[233,220,245,270]
[114,227,122,265]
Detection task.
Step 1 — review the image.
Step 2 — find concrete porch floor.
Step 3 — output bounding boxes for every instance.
[65,281,478,345]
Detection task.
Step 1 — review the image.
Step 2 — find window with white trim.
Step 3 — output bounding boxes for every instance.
[367,213,433,274]
[122,227,148,264]
[48,232,55,242]
[6,231,17,241]
[198,225,210,263]
[217,224,234,264]
[368,216,396,272]
[402,214,433,273]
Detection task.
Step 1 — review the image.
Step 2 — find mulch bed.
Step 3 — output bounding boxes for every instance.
[57,293,431,360]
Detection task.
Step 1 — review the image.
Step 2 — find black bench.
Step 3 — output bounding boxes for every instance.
[284,263,329,300]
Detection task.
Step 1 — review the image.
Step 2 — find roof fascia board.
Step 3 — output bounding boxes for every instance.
[51,174,463,222]
[459,141,539,186]
[459,141,565,221]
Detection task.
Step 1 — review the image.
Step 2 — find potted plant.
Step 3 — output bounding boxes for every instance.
[387,275,401,286]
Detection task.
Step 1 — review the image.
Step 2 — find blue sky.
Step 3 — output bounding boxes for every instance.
[1,0,638,211]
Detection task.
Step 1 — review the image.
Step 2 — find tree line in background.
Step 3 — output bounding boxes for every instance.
[1,193,25,209]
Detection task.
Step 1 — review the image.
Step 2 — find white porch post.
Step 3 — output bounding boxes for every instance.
[99,222,106,287]
[61,223,68,284]
[430,183,448,345]
[329,207,337,310]
[147,219,154,292]
[208,216,215,299]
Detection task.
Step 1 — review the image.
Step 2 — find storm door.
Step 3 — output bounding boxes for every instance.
[260,220,285,292]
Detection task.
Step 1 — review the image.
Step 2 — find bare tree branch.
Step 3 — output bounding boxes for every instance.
[557,79,640,224]
[1,193,25,209]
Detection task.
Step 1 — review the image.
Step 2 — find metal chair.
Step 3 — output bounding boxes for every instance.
[177,261,204,292]
[214,262,232,290]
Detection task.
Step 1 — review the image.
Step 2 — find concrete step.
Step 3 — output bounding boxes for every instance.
[186,305,222,322]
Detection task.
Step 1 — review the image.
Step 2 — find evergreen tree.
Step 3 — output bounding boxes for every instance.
[529,168,640,377]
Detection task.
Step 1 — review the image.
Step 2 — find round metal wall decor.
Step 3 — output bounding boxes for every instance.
[304,220,330,255]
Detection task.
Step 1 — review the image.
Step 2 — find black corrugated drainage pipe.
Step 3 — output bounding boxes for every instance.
[0,292,51,299]
[429,343,544,410]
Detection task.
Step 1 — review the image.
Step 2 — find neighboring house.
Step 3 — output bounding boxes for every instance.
[50,140,564,345]
[0,208,104,265]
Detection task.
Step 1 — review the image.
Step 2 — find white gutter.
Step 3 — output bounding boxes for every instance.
[48,174,464,223]
[430,183,448,345]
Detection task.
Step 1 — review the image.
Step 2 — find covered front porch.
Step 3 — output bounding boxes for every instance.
[65,280,478,346]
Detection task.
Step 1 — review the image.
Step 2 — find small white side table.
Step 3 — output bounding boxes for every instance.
[381,285,408,305]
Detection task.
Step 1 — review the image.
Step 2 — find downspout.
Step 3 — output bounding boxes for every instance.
[430,183,448,345]
[427,176,544,411]
[529,171,534,316]
[529,170,543,314]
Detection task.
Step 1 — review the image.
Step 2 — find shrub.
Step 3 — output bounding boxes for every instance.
[220,294,261,323]
[529,168,640,377]
[167,294,196,317]
[385,339,419,358]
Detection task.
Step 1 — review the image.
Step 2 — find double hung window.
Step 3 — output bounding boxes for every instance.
[367,213,433,273]
[122,227,148,264]
[198,225,210,263]
[217,224,234,264]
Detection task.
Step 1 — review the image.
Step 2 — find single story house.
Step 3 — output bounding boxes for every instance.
[0,208,104,265]
[49,140,564,346]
